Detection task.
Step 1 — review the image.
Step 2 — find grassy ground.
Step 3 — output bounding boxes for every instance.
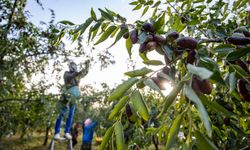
[0,132,164,150]
[0,132,99,150]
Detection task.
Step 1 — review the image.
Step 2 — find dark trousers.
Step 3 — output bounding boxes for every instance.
[81,142,91,150]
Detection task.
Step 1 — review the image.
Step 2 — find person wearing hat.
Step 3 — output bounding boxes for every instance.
[81,118,97,150]
[54,60,90,140]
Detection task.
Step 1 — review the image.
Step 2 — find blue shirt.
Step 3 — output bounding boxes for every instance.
[82,122,97,144]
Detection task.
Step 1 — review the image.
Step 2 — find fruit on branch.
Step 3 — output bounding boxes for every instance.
[235,60,249,73]
[142,22,155,33]
[120,23,129,39]
[243,30,250,37]
[123,32,129,39]
[130,29,138,44]
[227,36,250,45]
[237,79,250,101]
[125,104,137,124]
[146,34,154,42]
[162,66,170,75]
[223,118,230,126]
[185,50,196,64]
[154,34,167,44]
[192,76,212,95]
[139,42,147,53]
[146,41,159,51]
[176,37,198,49]
[166,31,179,42]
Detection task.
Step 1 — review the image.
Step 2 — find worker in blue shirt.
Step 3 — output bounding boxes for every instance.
[81,118,97,150]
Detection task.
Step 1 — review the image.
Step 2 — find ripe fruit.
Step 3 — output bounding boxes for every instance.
[223,118,230,126]
[130,29,138,44]
[192,76,212,95]
[166,31,179,41]
[139,42,147,53]
[120,23,129,39]
[243,30,250,37]
[146,34,154,42]
[162,66,170,74]
[154,34,166,44]
[237,79,250,101]
[176,37,198,49]
[235,60,249,73]
[185,50,196,64]
[142,22,155,33]
[227,36,250,45]
[146,41,158,51]
[125,104,136,124]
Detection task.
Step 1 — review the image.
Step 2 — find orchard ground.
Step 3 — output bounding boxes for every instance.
[0,132,164,150]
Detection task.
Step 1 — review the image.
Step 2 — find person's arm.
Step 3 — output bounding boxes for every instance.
[91,121,97,129]
[78,60,90,78]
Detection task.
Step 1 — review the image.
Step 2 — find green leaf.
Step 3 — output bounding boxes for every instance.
[194,130,219,150]
[100,127,113,150]
[139,52,149,61]
[184,85,212,137]
[110,26,119,38]
[114,122,125,150]
[99,8,114,21]
[141,6,149,17]
[58,20,75,25]
[152,1,161,8]
[109,28,128,48]
[108,96,129,120]
[226,46,250,61]
[126,38,132,58]
[133,4,142,10]
[144,78,162,94]
[72,31,81,43]
[199,95,234,117]
[124,67,153,77]
[74,17,93,35]
[214,44,235,57]
[131,90,149,120]
[229,72,236,93]
[90,8,97,21]
[187,64,213,80]
[129,1,138,5]
[157,81,184,118]
[153,12,165,32]
[230,64,250,78]
[162,44,173,61]
[94,25,117,45]
[138,31,148,44]
[108,78,138,101]
[143,60,164,66]
[165,113,184,149]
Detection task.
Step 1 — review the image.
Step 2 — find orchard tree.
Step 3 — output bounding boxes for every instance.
[60,0,250,149]
[0,0,115,140]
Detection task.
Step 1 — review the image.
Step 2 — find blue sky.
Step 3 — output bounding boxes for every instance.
[26,0,136,25]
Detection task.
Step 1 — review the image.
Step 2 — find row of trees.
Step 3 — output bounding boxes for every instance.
[0,0,114,144]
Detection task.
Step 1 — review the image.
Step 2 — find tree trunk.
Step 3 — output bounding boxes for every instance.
[43,123,51,146]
